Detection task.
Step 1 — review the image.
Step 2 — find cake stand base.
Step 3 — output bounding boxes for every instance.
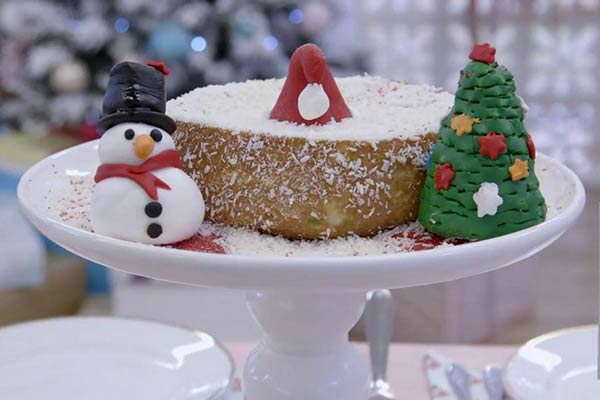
[244,290,369,400]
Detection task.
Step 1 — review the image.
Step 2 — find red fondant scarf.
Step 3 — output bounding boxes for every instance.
[94,150,183,200]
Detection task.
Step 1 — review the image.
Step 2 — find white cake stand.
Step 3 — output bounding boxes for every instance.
[18,141,585,400]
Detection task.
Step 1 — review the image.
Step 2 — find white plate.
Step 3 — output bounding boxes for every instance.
[504,325,600,400]
[0,317,233,400]
[16,141,585,290]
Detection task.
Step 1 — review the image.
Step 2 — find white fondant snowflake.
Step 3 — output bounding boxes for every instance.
[298,83,330,120]
[516,94,529,115]
[473,182,503,218]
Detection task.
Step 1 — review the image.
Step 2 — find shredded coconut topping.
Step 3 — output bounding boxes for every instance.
[50,175,464,256]
[167,76,453,141]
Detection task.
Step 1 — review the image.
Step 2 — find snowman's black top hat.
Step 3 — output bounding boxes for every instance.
[97,62,176,134]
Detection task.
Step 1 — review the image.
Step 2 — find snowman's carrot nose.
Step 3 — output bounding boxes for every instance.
[133,134,155,160]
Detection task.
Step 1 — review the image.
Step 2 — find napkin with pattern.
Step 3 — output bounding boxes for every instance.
[423,352,491,399]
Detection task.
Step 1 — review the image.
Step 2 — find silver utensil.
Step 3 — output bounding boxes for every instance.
[446,363,472,400]
[365,289,395,400]
[482,364,504,400]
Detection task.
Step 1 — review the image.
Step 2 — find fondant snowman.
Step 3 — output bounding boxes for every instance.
[91,61,204,244]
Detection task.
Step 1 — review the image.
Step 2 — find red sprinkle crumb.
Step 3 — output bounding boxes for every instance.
[393,230,469,251]
[169,234,226,254]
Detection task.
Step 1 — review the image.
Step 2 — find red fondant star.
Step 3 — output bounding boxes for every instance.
[469,43,496,64]
[434,163,455,191]
[526,133,536,159]
[146,60,170,76]
[478,132,507,160]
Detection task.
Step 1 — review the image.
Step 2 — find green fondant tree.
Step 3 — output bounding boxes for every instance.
[418,43,546,239]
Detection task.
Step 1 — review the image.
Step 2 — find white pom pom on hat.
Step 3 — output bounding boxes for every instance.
[298,83,330,121]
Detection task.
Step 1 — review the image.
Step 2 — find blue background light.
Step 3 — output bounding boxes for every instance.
[191,36,207,52]
[114,17,130,33]
[288,8,304,24]
[263,35,279,50]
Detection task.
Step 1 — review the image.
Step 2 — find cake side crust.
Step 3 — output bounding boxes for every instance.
[175,122,435,239]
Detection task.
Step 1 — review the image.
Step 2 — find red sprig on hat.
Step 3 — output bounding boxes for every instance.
[270,43,352,126]
[146,60,170,76]
[469,43,496,64]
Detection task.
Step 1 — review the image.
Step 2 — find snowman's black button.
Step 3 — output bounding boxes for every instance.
[147,223,162,239]
[145,202,162,218]
[150,129,163,142]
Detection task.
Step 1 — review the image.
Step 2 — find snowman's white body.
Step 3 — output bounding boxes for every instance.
[90,122,205,245]
[92,168,204,244]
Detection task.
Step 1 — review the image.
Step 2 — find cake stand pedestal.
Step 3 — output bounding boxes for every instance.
[18,141,585,400]
[244,290,369,399]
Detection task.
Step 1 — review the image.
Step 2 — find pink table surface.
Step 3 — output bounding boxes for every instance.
[225,342,517,399]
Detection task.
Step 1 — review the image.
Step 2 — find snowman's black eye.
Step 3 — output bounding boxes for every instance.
[124,129,135,140]
[150,129,163,142]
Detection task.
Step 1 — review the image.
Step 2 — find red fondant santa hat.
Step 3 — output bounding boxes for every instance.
[270,43,352,125]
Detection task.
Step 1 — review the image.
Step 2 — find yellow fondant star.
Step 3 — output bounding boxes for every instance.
[450,114,480,136]
[509,158,529,181]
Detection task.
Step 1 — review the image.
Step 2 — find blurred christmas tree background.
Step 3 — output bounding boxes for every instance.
[0,0,368,141]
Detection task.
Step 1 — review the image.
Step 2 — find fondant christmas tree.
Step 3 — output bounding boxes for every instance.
[418,43,546,239]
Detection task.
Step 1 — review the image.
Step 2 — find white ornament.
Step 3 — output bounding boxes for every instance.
[473,182,503,218]
[26,43,70,79]
[175,2,211,29]
[91,122,205,245]
[49,94,90,126]
[516,94,529,115]
[0,1,67,41]
[298,83,330,121]
[21,118,50,137]
[116,0,149,13]
[70,18,112,52]
[49,61,90,93]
